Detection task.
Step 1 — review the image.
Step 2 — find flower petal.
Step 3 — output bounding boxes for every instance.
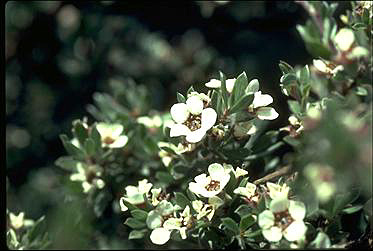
[288,200,306,221]
[205,79,221,89]
[201,108,217,130]
[169,124,191,137]
[270,197,289,213]
[185,128,206,143]
[226,78,236,93]
[208,163,225,180]
[257,107,279,120]
[170,103,190,123]
[334,28,355,51]
[150,228,171,245]
[262,226,283,242]
[252,91,273,108]
[186,95,204,115]
[258,210,275,229]
[283,220,307,242]
[109,135,128,148]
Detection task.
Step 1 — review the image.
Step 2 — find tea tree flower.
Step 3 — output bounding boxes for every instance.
[169,93,217,143]
[70,163,105,193]
[149,188,170,207]
[205,78,236,93]
[119,179,153,212]
[157,141,194,167]
[192,196,224,221]
[234,182,259,204]
[96,123,128,148]
[313,59,344,77]
[258,197,307,242]
[303,163,336,203]
[8,212,34,230]
[266,182,290,200]
[248,91,279,120]
[137,115,163,128]
[189,163,231,198]
[333,28,369,60]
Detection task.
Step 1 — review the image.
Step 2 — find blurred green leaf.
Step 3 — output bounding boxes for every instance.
[177,92,186,103]
[239,215,255,231]
[221,217,239,234]
[228,94,254,115]
[131,209,148,221]
[128,229,147,240]
[124,217,147,229]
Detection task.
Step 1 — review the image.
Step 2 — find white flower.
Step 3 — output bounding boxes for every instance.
[189,163,231,198]
[249,91,279,120]
[157,141,194,167]
[192,196,224,221]
[205,78,236,93]
[266,182,290,200]
[70,163,105,193]
[119,179,153,212]
[258,197,307,242]
[9,212,34,230]
[169,93,217,143]
[334,28,355,52]
[304,163,336,203]
[96,123,128,148]
[234,182,259,203]
[222,163,248,179]
[313,59,344,77]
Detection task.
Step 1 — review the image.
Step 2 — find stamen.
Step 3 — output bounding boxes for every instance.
[205,180,221,191]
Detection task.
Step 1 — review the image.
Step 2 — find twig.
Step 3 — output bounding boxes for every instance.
[253,165,292,185]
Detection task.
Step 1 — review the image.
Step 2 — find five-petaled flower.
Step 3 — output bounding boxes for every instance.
[258,197,307,242]
[188,163,231,198]
[169,92,217,143]
[119,179,153,212]
[96,123,129,148]
[248,91,279,120]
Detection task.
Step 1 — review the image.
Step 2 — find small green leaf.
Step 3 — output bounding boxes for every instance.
[90,125,102,152]
[228,94,254,115]
[231,72,249,104]
[235,204,251,218]
[125,217,147,229]
[352,22,366,30]
[239,215,256,231]
[174,192,190,208]
[84,138,96,156]
[332,188,360,216]
[128,229,147,240]
[219,71,229,110]
[279,60,294,74]
[54,156,80,171]
[159,146,177,155]
[72,120,88,145]
[26,216,47,243]
[59,135,85,159]
[221,217,239,234]
[210,90,219,112]
[280,73,297,86]
[131,209,148,221]
[187,86,195,96]
[155,171,174,184]
[177,92,186,103]
[288,100,301,115]
[342,205,363,214]
[299,65,310,85]
[245,78,259,94]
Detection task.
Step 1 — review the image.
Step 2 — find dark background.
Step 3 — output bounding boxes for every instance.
[5,1,350,247]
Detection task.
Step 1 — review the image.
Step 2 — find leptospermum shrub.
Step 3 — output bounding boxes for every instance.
[7,1,372,249]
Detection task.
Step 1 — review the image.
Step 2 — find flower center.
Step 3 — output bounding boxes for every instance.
[103,136,115,145]
[274,211,294,230]
[205,180,221,191]
[183,114,202,131]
